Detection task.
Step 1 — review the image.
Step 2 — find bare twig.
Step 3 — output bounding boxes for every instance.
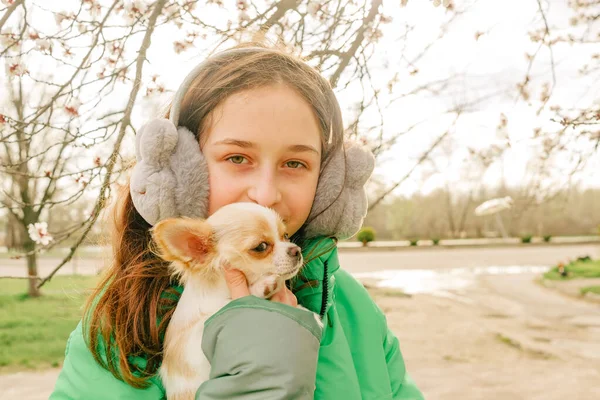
[38,0,169,288]
[330,0,382,88]
[368,113,462,211]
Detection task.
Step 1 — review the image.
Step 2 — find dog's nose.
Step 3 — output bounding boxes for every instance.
[287,245,301,259]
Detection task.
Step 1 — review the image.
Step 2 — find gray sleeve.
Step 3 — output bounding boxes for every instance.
[196,296,323,400]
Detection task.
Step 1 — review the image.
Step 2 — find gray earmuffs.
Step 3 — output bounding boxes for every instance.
[130,47,374,240]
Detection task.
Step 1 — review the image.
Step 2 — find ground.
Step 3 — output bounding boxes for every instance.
[381,273,600,400]
[1,244,599,399]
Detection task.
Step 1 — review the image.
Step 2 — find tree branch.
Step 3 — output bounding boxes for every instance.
[38,0,169,288]
[0,0,24,33]
[330,0,382,88]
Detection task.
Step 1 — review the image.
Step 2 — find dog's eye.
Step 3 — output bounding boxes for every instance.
[253,242,269,252]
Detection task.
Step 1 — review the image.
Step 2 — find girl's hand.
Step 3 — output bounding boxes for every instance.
[224,268,298,307]
[269,285,298,307]
[223,267,251,299]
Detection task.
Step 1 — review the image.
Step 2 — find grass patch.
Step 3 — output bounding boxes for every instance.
[580,286,600,296]
[543,259,600,280]
[496,333,521,350]
[495,333,555,359]
[0,275,99,372]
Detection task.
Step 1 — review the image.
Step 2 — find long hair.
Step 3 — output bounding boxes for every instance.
[83,42,345,388]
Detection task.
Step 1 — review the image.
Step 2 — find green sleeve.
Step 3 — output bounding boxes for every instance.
[383,327,424,400]
[49,321,164,400]
[196,296,323,400]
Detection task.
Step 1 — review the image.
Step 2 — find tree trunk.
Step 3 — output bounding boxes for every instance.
[6,212,25,251]
[24,239,41,297]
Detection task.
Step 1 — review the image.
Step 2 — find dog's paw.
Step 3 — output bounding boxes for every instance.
[250,275,281,298]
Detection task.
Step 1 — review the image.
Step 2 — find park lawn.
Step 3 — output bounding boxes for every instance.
[0,275,99,373]
[543,259,600,280]
[580,286,600,296]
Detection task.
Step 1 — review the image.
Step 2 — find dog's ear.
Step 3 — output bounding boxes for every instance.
[151,218,214,265]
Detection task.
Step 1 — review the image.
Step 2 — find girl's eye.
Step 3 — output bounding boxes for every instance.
[253,242,269,252]
[285,161,305,169]
[227,155,247,165]
[283,233,289,240]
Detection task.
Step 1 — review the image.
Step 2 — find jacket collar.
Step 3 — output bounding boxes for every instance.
[293,236,339,317]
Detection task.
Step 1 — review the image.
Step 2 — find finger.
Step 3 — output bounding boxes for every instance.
[224,268,250,299]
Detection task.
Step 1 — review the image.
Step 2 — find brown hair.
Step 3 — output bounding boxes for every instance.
[83,43,345,388]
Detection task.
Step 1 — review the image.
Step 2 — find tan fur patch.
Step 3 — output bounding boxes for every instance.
[169,391,197,400]
[277,218,287,239]
[263,281,277,297]
[258,218,272,239]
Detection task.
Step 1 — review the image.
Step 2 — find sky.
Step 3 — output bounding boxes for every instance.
[139,0,600,197]
[2,0,599,203]
[367,0,599,195]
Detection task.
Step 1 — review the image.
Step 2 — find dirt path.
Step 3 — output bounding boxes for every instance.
[3,243,599,277]
[0,369,61,400]
[2,245,599,399]
[379,273,600,400]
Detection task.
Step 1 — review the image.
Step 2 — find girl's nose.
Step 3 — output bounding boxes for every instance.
[247,169,282,208]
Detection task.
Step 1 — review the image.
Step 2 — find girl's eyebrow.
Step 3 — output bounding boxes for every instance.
[288,144,320,155]
[213,138,254,148]
[214,139,319,154]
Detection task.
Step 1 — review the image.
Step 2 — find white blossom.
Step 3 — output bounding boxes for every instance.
[433,0,441,6]
[0,28,16,48]
[65,98,82,116]
[307,2,319,17]
[89,4,102,19]
[36,38,51,52]
[183,1,196,12]
[28,222,54,246]
[8,62,27,77]
[239,11,250,22]
[124,0,147,14]
[122,12,136,25]
[54,12,71,25]
[173,40,193,54]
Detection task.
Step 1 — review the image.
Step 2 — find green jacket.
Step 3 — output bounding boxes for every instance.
[50,237,424,399]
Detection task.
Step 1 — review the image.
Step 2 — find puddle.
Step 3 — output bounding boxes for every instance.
[353,265,551,297]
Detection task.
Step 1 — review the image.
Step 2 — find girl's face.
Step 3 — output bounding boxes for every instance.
[201,84,322,236]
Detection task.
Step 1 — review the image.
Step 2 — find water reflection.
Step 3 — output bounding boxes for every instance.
[353,265,551,297]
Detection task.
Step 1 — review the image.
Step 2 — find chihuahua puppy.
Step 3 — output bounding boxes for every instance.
[151,202,309,400]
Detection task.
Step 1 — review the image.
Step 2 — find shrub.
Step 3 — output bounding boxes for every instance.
[432,238,440,245]
[543,235,552,243]
[357,227,375,246]
[521,235,533,244]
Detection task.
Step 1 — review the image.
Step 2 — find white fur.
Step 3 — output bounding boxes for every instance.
[159,278,230,397]
[154,203,317,400]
